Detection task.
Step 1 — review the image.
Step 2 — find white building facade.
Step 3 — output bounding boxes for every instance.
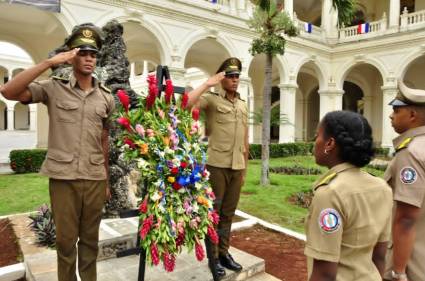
[1,0,425,149]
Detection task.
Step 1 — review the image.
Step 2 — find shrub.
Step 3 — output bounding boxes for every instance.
[249,142,314,159]
[9,149,47,173]
[270,165,322,175]
[374,147,390,158]
[28,204,56,248]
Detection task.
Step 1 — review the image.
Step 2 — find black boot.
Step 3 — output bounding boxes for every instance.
[209,259,226,278]
[219,253,243,272]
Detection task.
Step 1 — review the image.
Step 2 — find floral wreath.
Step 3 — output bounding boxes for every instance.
[114,74,219,272]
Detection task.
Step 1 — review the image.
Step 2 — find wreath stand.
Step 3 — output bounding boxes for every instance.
[116,65,220,281]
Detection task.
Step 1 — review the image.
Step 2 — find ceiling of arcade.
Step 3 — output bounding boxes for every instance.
[0,3,67,63]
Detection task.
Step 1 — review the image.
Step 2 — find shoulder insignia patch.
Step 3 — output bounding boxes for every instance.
[51,75,69,83]
[400,166,417,184]
[100,84,111,93]
[318,208,341,233]
[396,137,413,152]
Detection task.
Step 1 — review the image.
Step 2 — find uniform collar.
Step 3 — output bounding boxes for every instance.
[393,126,425,148]
[69,73,98,91]
[219,89,241,102]
[313,162,356,190]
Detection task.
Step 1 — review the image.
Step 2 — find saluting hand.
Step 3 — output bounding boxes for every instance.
[47,48,80,67]
[205,72,225,87]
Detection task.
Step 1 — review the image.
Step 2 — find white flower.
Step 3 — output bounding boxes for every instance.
[192,202,199,213]
[158,151,165,158]
[195,182,202,190]
[172,158,181,167]
[158,204,166,213]
[164,147,174,155]
[192,143,200,152]
[183,142,191,151]
[153,180,162,187]
[137,159,149,169]
[151,191,161,201]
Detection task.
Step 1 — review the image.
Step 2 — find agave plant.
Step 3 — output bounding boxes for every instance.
[28,204,56,248]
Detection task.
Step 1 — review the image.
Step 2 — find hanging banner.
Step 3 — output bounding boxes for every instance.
[5,0,61,13]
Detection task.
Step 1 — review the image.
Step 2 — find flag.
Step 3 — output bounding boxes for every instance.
[357,23,369,34]
[6,0,61,12]
[211,0,218,3]
[304,23,312,33]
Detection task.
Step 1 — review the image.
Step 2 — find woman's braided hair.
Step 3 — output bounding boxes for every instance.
[322,111,374,167]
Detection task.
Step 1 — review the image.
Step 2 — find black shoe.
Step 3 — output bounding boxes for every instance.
[219,253,243,272]
[209,259,226,278]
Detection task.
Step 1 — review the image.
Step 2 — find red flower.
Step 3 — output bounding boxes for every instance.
[139,196,148,214]
[176,231,185,247]
[117,117,132,132]
[207,225,219,244]
[146,75,158,109]
[165,79,174,104]
[163,252,176,272]
[123,138,136,149]
[151,243,160,266]
[192,108,200,121]
[181,92,189,109]
[170,167,179,175]
[180,162,188,169]
[116,89,130,112]
[140,215,154,240]
[195,241,205,261]
[172,182,182,191]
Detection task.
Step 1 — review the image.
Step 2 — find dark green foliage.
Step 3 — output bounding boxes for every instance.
[9,149,47,174]
[249,142,314,159]
[28,204,56,248]
[293,191,313,208]
[270,165,322,175]
[367,163,388,171]
[332,0,357,26]
[374,147,390,158]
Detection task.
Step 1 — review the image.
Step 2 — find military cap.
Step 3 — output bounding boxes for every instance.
[389,80,425,106]
[216,57,242,75]
[65,23,103,53]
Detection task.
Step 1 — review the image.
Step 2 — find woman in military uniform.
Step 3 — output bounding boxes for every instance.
[305,111,393,281]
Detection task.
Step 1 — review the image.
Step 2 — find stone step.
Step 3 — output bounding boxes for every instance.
[25,246,265,281]
[245,272,281,281]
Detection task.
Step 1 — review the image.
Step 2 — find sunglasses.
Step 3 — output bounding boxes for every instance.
[224,74,240,79]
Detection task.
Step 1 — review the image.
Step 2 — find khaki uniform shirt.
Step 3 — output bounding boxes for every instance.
[28,74,115,180]
[199,90,247,170]
[305,163,393,281]
[383,126,425,281]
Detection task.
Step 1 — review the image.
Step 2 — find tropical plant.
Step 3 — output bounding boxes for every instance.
[28,204,56,248]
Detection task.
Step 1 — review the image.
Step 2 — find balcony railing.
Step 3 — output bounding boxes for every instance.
[400,7,425,31]
[293,13,324,43]
[338,14,387,42]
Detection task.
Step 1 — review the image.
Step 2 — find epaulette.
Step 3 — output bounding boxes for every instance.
[396,137,413,152]
[100,84,111,93]
[51,76,69,83]
[314,172,337,190]
[238,97,246,102]
[207,91,219,96]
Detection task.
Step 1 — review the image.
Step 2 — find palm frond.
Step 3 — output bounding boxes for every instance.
[250,0,271,12]
[332,0,357,26]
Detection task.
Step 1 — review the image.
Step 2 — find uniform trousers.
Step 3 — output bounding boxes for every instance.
[207,165,243,258]
[49,179,106,281]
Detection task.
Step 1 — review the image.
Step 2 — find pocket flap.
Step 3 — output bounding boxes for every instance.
[56,100,79,110]
[96,106,108,118]
[90,154,105,165]
[217,105,232,114]
[47,149,74,162]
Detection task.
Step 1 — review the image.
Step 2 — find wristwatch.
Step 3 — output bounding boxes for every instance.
[391,270,407,280]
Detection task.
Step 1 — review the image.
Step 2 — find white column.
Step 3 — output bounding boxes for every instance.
[142,61,149,76]
[8,69,13,82]
[168,67,187,91]
[229,0,237,15]
[29,104,37,131]
[389,0,400,28]
[321,0,339,43]
[7,105,14,131]
[239,75,253,143]
[130,62,136,79]
[236,0,246,14]
[318,90,343,119]
[381,86,398,148]
[278,84,297,143]
[284,0,293,19]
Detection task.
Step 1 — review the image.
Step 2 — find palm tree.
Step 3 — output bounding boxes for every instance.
[249,0,356,186]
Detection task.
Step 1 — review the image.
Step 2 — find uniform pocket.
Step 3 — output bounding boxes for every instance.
[55,100,79,123]
[216,105,235,123]
[45,149,74,173]
[90,154,105,165]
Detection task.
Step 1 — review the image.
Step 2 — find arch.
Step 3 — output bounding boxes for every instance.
[293,57,327,90]
[180,30,237,65]
[336,57,388,89]
[397,50,425,79]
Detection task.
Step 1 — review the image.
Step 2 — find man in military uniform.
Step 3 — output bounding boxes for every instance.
[187,58,248,278]
[0,23,115,281]
[383,80,425,281]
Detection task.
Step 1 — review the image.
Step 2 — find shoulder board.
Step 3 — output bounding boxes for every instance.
[238,97,246,102]
[51,76,69,82]
[100,84,111,93]
[207,91,219,96]
[315,172,337,190]
[396,137,413,152]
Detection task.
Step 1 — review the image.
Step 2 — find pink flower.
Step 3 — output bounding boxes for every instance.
[192,108,200,121]
[116,89,130,112]
[158,109,165,119]
[117,117,132,132]
[189,218,198,229]
[140,215,154,240]
[135,124,145,137]
[146,129,155,138]
[207,225,219,244]
[208,210,220,225]
[139,196,148,214]
[165,79,174,104]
